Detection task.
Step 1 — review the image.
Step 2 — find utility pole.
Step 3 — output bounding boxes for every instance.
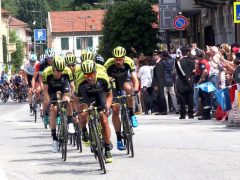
[79,16,92,49]
[31,10,43,55]
[66,20,74,54]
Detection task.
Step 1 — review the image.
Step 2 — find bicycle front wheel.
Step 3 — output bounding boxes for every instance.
[122,109,134,157]
[92,123,106,174]
[61,115,68,161]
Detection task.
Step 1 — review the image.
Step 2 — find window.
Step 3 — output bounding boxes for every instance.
[61,38,69,50]
[87,37,93,49]
[76,37,93,49]
[76,38,82,50]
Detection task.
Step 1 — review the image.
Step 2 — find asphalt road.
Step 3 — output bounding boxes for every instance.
[1,100,240,180]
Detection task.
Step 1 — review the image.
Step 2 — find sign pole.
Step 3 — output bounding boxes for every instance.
[173,14,188,46]
[34,32,36,54]
[180,31,183,46]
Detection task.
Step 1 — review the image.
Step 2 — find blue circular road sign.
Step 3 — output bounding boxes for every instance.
[173,15,188,30]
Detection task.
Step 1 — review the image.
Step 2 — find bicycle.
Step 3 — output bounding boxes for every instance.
[113,93,137,157]
[0,85,9,103]
[79,103,106,174]
[32,92,38,122]
[51,92,69,161]
[31,90,43,123]
[68,113,82,153]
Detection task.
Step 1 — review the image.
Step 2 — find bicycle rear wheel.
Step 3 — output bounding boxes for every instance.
[61,115,68,161]
[34,108,37,123]
[75,124,82,152]
[33,104,37,123]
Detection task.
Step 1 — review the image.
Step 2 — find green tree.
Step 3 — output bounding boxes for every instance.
[2,0,18,16]
[9,31,24,72]
[99,0,158,58]
[47,0,71,11]
[2,35,8,71]
[16,0,50,30]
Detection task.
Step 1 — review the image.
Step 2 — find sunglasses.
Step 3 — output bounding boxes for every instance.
[115,58,124,61]
[68,64,76,67]
[84,72,95,78]
[54,68,63,72]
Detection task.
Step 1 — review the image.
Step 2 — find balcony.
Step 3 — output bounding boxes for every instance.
[193,0,228,7]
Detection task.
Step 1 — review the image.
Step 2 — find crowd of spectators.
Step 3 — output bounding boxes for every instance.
[134,43,240,120]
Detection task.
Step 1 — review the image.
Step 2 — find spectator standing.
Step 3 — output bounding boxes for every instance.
[138,57,154,114]
[208,46,220,109]
[152,51,167,115]
[175,46,195,119]
[195,49,212,120]
[161,50,179,114]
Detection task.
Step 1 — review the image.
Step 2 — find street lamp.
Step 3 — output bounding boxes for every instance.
[79,16,92,49]
[31,10,43,55]
[66,20,75,54]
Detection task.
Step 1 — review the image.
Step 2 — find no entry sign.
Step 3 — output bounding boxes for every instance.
[173,15,188,30]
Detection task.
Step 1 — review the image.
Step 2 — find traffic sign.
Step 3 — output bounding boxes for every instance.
[34,29,46,41]
[173,15,188,31]
[234,2,240,23]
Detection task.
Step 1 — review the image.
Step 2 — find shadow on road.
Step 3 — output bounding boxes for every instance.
[39,168,102,175]
[210,126,240,132]
[11,135,49,139]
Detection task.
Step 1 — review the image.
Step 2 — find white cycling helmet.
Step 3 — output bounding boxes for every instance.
[30,54,37,62]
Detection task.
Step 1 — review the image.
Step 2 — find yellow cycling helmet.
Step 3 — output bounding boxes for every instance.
[81,60,96,74]
[65,54,76,65]
[81,51,94,61]
[53,56,65,71]
[112,46,126,58]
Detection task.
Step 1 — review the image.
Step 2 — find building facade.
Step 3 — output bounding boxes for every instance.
[159,0,234,48]
[1,8,31,72]
[47,10,106,60]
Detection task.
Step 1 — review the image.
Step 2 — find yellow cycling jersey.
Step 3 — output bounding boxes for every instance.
[74,64,82,81]
[104,56,135,73]
[75,69,111,94]
[43,66,73,88]
[73,63,106,84]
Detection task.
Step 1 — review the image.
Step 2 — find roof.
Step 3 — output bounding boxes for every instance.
[49,10,106,33]
[1,8,11,14]
[49,5,159,33]
[10,17,27,27]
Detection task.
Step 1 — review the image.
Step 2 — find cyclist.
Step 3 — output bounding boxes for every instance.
[1,71,8,83]
[0,71,9,96]
[104,46,139,150]
[33,48,55,90]
[64,54,79,132]
[75,60,113,163]
[23,54,39,113]
[12,71,23,97]
[33,48,54,119]
[95,54,105,66]
[81,51,106,72]
[43,56,75,152]
[64,54,80,80]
